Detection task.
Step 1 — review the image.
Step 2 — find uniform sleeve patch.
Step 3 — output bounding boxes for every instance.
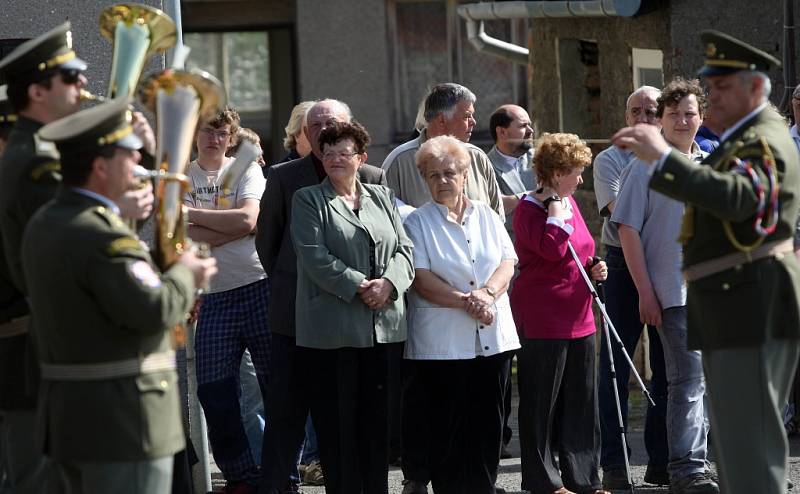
[107,236,146,257]
[129,260,162,289]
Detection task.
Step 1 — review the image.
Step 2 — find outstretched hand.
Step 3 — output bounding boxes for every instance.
[611,124,669,162]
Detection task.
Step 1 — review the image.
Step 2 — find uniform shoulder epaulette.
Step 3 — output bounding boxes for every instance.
[91,205,126,230]
[29,160,61,181]
[32,133,59,159]
[106,235,146,258]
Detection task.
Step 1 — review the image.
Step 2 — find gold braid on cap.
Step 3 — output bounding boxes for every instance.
[97,124,134,146]
[704,59,750,69]
[37,50,77,71]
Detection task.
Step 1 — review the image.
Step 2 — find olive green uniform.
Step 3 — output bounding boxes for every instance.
[0,115,62,494]
[21,188,194,476]
[0,21,89,494]
[651,105,800,494]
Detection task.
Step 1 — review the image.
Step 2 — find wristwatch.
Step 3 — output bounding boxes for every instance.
[542,194,561,209]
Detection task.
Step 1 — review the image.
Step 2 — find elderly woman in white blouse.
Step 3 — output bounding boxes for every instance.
[401,135,520,494]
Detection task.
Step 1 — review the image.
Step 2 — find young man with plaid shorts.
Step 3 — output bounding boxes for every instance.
[185,107,270,494]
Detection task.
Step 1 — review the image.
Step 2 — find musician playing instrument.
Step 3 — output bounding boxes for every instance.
[0,21,155,493]
[21,97,216,494]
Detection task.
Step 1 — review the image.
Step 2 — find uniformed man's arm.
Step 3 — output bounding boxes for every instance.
[86,232,196,334]
[650,148,763,221]
[19,156,60,223]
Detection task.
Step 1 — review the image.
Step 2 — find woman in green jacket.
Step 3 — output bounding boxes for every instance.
[290,120,414,494]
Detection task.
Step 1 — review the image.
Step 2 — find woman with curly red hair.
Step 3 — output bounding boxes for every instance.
[512,133,609,494]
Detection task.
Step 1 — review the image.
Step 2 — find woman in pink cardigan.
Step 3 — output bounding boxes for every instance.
[512,133,608,494]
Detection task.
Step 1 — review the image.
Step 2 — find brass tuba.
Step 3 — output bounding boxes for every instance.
[136,68,225,269]
[99,3,177,99]
[137,68,225,346]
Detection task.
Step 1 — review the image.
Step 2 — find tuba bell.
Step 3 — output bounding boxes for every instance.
[136,68,225,268]
[99,3,177,99]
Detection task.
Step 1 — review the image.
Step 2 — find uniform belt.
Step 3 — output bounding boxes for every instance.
[0,316,29,338]
[40,351,176,381]
[683,238,795,282]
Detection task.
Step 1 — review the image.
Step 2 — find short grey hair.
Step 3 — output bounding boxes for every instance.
[423,83,476,123]
[738,71,772,101]
[626,85,662,109]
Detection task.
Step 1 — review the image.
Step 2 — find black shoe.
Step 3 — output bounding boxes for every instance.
[644,465,670,486]
[602,468,633,489]
[670,472,719,494]
[500,444,512,459]
[401,479,428,494]
[789,478,794,490]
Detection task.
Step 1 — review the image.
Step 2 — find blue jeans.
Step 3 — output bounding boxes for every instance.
[240,350,266,464]
[659,306,709,479]
[300,415,320,464]
[598,246,668,471]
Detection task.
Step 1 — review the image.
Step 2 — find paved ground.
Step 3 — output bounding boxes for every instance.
[210,377,800,493]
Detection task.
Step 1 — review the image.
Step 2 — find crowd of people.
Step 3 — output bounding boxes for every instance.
[0,17,799,494]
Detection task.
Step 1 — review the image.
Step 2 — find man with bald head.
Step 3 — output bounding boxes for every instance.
[255,99,385,494]
[593,86,669,490]
[487,104,537,232]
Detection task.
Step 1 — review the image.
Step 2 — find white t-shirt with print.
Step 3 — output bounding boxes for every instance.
[184,158,266,293]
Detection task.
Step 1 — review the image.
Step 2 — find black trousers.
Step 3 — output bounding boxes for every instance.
[301,342,402,494]
[517,334,602,494]
[259,333,309,493]
[401,352,512,494]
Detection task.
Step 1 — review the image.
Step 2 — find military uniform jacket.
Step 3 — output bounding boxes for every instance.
[650,106,800,350]
[0,116,59,410]
[21,189,196,461]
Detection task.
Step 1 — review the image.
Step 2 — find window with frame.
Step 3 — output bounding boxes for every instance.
[183,31,271,159]
[388,0,528,146]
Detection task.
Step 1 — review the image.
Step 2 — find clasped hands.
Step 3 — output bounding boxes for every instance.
[358,278,395,310]
[462,289,495,326]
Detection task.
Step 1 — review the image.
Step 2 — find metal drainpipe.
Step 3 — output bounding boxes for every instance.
[779,0,796,118]
[457,0,642,65]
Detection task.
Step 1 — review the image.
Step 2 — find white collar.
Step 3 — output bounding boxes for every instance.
[720,103,768,142]
[71,187,121,216]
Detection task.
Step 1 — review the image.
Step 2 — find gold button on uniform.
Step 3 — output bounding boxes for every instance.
[722,283,730,291]
[160,380,168,389]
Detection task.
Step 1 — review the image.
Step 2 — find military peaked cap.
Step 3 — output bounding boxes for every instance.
[0,22,87,86]
[698,30,780,77]
[39,96,142,156]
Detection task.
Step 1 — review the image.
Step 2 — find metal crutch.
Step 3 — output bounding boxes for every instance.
[567,242,656,492]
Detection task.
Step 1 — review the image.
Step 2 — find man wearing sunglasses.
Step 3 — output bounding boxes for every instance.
[0,22,154,494]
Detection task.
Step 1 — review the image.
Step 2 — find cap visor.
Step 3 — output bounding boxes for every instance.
[116,132,143,151]
[60,56,87,72]
[697,65,739,77]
